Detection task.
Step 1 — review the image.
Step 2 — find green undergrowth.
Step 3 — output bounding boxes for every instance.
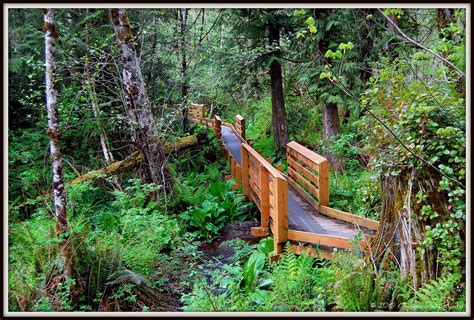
[8,125,256,311]
[182,237,465,312]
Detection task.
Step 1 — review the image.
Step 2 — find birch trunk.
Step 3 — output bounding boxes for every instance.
[109,9,173,194]
[43,8,81,306]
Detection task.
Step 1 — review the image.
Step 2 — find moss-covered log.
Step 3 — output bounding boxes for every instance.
[69,135,198,185]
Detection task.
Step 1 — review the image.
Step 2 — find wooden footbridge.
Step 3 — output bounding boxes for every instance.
[188,104,379,260]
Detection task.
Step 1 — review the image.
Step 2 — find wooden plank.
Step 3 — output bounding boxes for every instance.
[288,167,319,199]
[241,145,250,196]
[320,206,379,230]
[236,114,244,122]
[287,148,320,174]
[231,157,236,178]
[269,204,275,221]
[318,161,329,206]
[287,141,328,165]
[242,144,286,180]
[248,155,261,169]
[288,156,319,186]
[287,229,352,249]
[249,162,260,178]
[269,188,275,205]
[250,188,261,210]
[251,227,270,237]
[289,244,334,260]
[236,164,242,185]
[260,166,270,228]
[274,177,288,246]
[250,179,260,196]
[250,167,260,182]
[288,178,319,210]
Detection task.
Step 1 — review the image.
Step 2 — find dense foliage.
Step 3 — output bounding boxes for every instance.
[7,7,466,313]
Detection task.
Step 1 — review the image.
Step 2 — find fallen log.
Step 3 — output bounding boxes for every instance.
[69,135,198,185]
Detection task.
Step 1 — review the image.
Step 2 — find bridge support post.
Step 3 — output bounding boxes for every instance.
[273,177,288,255]
[319,161,330,207]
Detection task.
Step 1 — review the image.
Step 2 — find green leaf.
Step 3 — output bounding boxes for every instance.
[320,72,331,80]
[309,25,317,34]
[293,9,306,16]
[324,50,334,58]
[296,31,305,39]
[305,16,315,26]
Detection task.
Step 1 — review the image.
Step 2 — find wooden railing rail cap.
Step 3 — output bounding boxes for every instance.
[242,143,286,180]
[287,141,328,165]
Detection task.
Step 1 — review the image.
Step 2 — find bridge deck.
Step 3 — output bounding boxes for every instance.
[221,125,364,239]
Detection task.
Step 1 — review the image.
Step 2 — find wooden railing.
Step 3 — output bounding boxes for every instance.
[287,141,329,208]
[188,103,206,121]
[241,143,288,253]
[214,115,222,140]
[235,114,246,140]
[193,109,379,259]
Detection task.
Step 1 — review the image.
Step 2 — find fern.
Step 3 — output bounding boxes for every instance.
[400,273,463,312]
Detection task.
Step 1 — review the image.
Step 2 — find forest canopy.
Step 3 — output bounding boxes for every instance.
[6,6,467,314]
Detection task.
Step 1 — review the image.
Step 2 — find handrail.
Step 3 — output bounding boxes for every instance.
[242,143,286,180]
[241,142,288,252]
[204,107,379,259]
[287,141,329,207]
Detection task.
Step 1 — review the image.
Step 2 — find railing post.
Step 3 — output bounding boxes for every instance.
[274,177,288,254]
[214,115,222,140]
[259,166,270,229]
[236,114,246,140]
[241,145,250,196]
[319,160,329,207]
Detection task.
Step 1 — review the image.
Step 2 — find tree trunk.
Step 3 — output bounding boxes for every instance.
[109,9,173,195]
[386,14,399,59]
[322,103,341,138]
[436,8,455,39]
[267,18,288,153]
[371,167,453,289]
[179,8,189,131]
[321,102,341,168]
[146,16,159,84]
[43,8,81,307]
